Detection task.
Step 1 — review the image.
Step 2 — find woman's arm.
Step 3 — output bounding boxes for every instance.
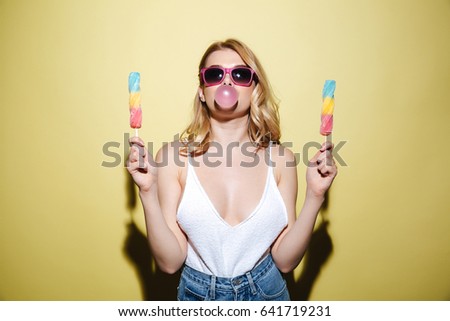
[127,138,187,274]
[271,142,337,273]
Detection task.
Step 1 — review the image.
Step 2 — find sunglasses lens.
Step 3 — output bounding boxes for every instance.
[231,68,253,85]
[204,68,224,85]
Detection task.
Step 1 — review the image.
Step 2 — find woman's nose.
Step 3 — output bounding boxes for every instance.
[222,72,233,86]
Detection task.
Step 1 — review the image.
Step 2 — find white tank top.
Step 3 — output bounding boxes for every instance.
[176,146,288,277]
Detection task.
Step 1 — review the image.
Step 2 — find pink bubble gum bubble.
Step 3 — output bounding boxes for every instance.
[214,85,238,108]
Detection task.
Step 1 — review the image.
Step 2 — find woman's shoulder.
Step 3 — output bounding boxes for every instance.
[269,142,296,168]
[268,143,297,185]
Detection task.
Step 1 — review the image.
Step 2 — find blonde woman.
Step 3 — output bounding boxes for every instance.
[127,39,337,301]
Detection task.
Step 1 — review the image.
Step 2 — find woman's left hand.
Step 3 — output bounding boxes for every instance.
[306,141,338,198]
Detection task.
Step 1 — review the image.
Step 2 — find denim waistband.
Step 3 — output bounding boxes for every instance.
[181,254,275,297]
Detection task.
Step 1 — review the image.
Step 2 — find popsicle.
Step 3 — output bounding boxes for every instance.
[128,72,142,136]
[320,80,336,137]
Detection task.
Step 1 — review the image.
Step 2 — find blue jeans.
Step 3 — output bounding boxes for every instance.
[177,254,290,301]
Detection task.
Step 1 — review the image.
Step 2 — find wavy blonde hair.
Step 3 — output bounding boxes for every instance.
[181,39,281,155]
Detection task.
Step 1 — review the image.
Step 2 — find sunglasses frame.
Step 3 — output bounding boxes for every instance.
[200,66,257,87]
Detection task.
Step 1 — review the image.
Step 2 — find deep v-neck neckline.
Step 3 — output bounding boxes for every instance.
[189,161,272,228]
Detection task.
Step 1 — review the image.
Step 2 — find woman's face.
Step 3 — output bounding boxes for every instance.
[199,49,255,119]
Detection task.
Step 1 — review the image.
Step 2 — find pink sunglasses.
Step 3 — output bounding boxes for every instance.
[200,66,257,87]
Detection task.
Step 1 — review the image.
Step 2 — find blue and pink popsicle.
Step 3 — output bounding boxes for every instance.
[128,72,142,134]
[320,80,336,136]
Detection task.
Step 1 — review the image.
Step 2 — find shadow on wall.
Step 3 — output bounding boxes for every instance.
[285,219,333,300]
[286,192,333,300]
[123,171,332,300]
[123,171,180,300]
[123,220,181,300]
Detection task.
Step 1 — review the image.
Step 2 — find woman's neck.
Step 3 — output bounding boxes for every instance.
[209,115,250,146]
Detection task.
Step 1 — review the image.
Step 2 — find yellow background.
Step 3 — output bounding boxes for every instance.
[1,0,449,300]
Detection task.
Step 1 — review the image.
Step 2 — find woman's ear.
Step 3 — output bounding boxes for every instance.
[198,87,205,102]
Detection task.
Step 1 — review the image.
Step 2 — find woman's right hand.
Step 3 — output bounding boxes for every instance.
[126,136,157,192]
